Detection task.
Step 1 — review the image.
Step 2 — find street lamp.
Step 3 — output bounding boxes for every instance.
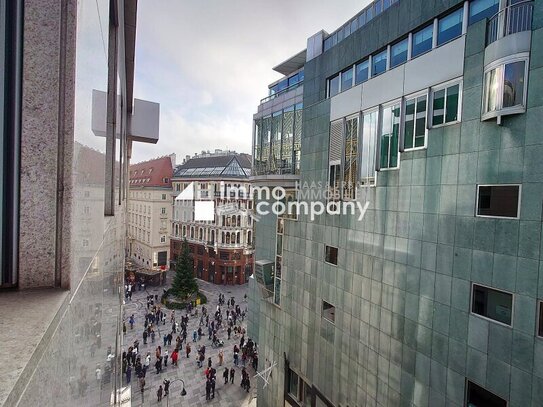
[165,378,186,407]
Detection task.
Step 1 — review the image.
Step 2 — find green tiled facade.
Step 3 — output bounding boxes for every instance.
[250,0,543,406]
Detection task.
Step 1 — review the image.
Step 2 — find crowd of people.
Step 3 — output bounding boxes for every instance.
[122,286,258,403]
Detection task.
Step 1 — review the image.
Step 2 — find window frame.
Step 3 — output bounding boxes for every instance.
[390,37,409,68]
[411,23,434,58]
[343,113,360,200]
[465,379,508,407]
[475,184,521,220]
[322,300,336,324]
[537,299,543,339]
[429,78,463,128]
[402,90,429,151]
[437,7,464,47]
[355,58,370,85]
[470,282,514,327]
[378,99,402,171]
[360,107,379,187]
[324,245,338,266]
[481,53,529,121]
[327,73,340,98]
[372,48,388,77]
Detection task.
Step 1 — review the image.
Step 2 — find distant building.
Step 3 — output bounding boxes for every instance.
[128,155,175,272]
[170,151,254,285]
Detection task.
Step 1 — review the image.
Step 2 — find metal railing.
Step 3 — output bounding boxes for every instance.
[260,81,303,104]
[487,1,533,45]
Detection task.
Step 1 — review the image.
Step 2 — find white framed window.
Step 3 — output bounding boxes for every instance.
[430,79,462,127]
[360,108,378,187]
[476,184,521,219]
[482,54,529,121]
[162,193,167,200]
[402,91,428,151]
[379,101,401,170]
[471,283,513,326]
[160,235,166,243]
[161,207,166,214]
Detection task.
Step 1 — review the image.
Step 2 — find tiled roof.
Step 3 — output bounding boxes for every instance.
[129,156,173,187]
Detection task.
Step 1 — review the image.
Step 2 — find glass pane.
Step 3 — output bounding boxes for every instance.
[467,381,507,407]
[375,0,383,15]
[414,95,427,147]
[351,18,358,33]
[324,37,332,51]
[391,38,408,67]
[445,84,459,123]
[358,10,366,27]
[403,99,415,149]
[341,67,353,91]
[469,0,499,25]
[472,285,513,325]
[361,111,377,186]
[355,59,369,84]
[432,89,445,126]
[412,24,433,57]
[372,50,387,76]
[343,117,358,199]
[539,302,543,337]
[484,68,500,113]
[438,8,463,45]
[366,5,373,22]
[390,105,400,167]
[503,61,525,108]
[477,185,519,217]
[329,75,340,97]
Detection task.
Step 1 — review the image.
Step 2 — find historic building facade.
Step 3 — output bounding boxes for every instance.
[170,151,254,285]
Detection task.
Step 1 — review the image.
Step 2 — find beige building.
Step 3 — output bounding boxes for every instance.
[128,155,174,271]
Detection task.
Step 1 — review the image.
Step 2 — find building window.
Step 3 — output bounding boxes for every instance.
[471,284,513,326]
[390,38,408,68]
[469,0,499,25]
[372,49,387,77]
[161,207,166,214]
[328,164,341,201]
[84,190,90,198]
[325,245,338,265]
[431,82,461,126]
[322,300,336,323]
[361,109,378,186]
[403,93,427,150]
[482,57,528,120]
[328,74,340,98]
[287,368,311,406]
[82,239,89,247]
[466,381,507,407]
[537,300,543,338]
[476,184,520,219]
[412,24,433,57]
[355,59,369,85]
[343,116,358,200]
[437,8,463,46]
[162,193,166,200]
[379,103,401,169]
[160,235,166,243]
[341,66,353,91]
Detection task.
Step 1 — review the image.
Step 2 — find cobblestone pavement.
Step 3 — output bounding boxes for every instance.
[122,279,257,407]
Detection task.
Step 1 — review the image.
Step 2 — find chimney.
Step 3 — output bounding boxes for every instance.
[169,153,176,168]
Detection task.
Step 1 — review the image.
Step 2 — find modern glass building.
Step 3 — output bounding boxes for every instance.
[249,0,542,406]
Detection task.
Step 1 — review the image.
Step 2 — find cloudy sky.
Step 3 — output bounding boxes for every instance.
[131,0,371,163]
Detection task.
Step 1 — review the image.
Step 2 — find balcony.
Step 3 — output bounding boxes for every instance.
[260,81,303,104]
[486,1,533,45]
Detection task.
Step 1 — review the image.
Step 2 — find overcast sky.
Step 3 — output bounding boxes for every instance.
[131,0,371,164]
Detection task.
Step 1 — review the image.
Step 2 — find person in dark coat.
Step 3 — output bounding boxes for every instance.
[223,367,229,384]
[205,379,211,400]
[157,385,163,402]
[230,367,235,384]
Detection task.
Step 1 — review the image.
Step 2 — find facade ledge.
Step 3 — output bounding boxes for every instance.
[0,288,70,406]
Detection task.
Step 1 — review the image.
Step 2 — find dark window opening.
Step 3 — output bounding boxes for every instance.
[477,185,520,218]
[322,300,336,323]
[325,245,338,265]
[472,284,513,325]
[466,381,507,407]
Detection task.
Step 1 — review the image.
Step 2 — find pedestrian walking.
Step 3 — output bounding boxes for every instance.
[205,379,211,400]
[186,343,191,358]
[163,349,168,367]
[157,384,163,402]
[230,367,235,384]
[223,367,229,384]
[139,377,145,402]
[218,349,224,366]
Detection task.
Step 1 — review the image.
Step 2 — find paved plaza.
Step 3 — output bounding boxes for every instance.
[122,278,257,407]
